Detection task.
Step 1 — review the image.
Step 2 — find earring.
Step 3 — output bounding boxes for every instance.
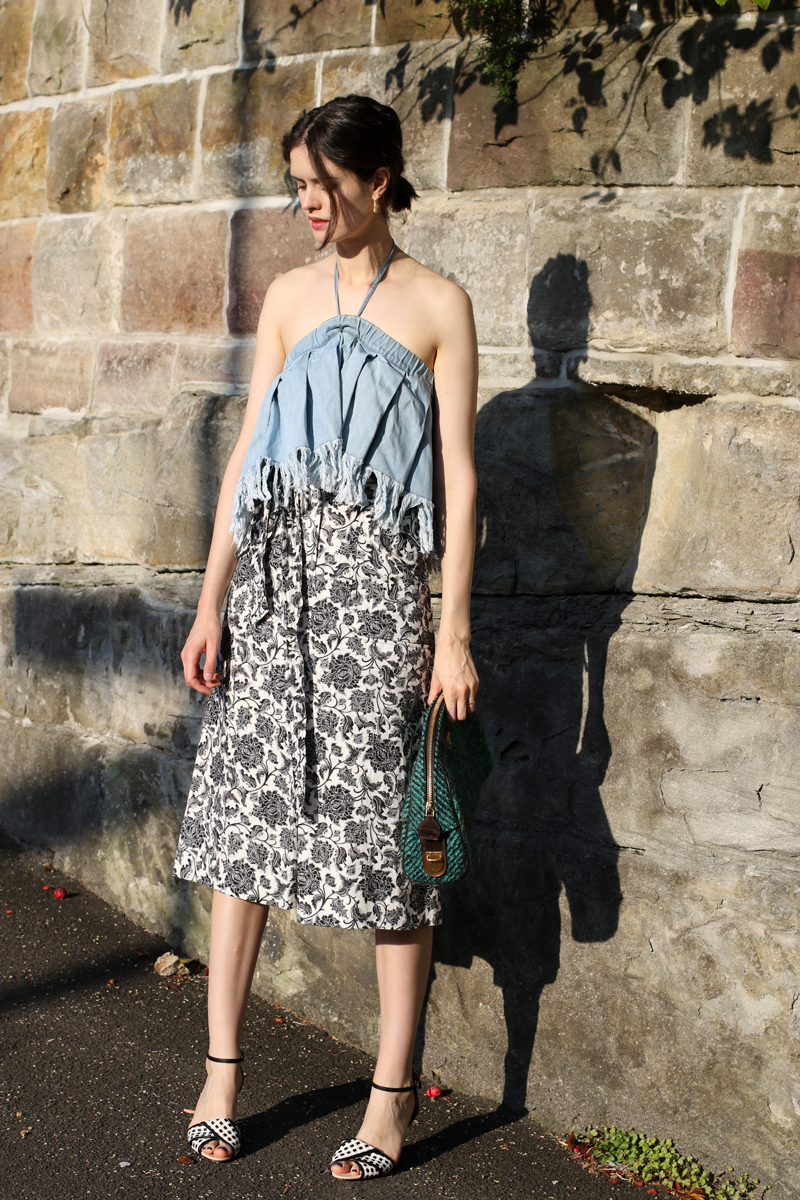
[373,197,380,214]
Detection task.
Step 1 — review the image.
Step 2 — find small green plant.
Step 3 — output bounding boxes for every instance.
[580,1125,770,1200]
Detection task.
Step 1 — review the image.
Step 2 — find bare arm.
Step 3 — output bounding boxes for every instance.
[427,285,480,721]
[181,282,288,694]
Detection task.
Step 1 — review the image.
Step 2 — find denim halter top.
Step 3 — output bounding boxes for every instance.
[230,242,436,554]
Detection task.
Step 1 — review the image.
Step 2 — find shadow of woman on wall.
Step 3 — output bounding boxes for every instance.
[417,254,658,1121]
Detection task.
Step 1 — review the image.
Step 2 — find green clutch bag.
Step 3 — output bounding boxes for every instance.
[401,693,493,886]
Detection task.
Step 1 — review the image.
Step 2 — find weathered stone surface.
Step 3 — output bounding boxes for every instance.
[685,13,800,187]
[320,43,453,191]
[656,358,798,398]
[731,194,800,360]
[94,341,176,411]
[448,27,686,191]
[567,352,655,390]
[242,0,372,58]
[631,398,800,600]
[199,63,316,199]
[161,0,239,71]
[474,388,656,594]
[32,213,124,335]
[106,80,200,206]
[527,189,736,356]
[227,207,321,335]
[122,209,227,336]
[0,392,244,564]
[401,195,529,346]
[732,252,800,361]
[422,591,800,1188]
[28,0,85,94]
[85,0,162,86]
[0,223,36,333]
[46,99,109,213]
[374,0,455,44]
[0,571,201,745]
[0,0,36,102]
[0,110,52,220]
[174,341,256,393]
[9,342,94,413]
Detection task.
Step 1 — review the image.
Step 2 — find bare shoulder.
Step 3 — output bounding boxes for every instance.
[397,250,473,331]
[264,257,330,308]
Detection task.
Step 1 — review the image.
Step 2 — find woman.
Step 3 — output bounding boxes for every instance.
[174,94,479,1180]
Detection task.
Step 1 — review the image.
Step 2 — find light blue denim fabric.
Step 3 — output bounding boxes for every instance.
[230,246,436,554]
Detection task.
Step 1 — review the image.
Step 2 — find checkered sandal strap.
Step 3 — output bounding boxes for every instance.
[330,1137,395,1179]
[187,1117,241,1160]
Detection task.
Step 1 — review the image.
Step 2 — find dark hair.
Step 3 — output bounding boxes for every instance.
[282,94,418,245]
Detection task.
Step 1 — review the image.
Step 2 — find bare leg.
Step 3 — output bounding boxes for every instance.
[189,890,269,1160]
[331,927,433,1178]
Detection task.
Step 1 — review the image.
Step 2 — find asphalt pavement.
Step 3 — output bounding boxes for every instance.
[0,830,642,1200]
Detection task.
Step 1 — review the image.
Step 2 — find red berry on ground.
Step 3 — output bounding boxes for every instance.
[275,1017,285,1024]
[53,887,67,899]
[43,885,51,891]
[425,1085,442,1098]
[5,909,13,915]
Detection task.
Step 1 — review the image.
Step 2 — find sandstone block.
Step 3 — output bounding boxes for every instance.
[86,0,162,86]
[0,392,244,565]
[94,341,176,411]
[0,110,52,220]
[227,207,320,335]
[731,193,800,361]
[161,0,239,71]
[122,209,227,336]
[0,0,36,102]
[46,99,109,213]
[632,398,800,600]
[374,0,455,44]
[243,0,372,58]
[9,342,94,413]
[566,353,656,390]
[32,213,124,335]
[200,63,316,200]
[29,0,85,94]
[473,388,656,594]
[685,14,800,187]
[657,358,798,398]
[401,196,529,346]
[174,342,256,393]
[320,44,453,192]
[107,80,200,206]
[527,189,736,356]
[448,26,686,191]
[1,572,201,743]
[0,224,36,333]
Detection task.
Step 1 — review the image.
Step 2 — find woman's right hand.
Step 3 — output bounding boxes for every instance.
[181,610,223,695]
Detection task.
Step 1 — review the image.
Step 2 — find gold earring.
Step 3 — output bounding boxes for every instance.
[373,197,380,214]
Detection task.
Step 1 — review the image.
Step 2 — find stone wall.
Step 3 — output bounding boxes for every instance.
[2,0,800,1193]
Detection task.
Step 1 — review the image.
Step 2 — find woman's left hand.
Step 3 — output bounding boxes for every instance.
[427,633,479,721]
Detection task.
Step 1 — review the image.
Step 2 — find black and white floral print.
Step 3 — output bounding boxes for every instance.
[174,488,440,930]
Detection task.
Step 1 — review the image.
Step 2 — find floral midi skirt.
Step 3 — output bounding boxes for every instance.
[173,487,441,930]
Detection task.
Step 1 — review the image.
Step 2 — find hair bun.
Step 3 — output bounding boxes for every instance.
[392,175,418,213]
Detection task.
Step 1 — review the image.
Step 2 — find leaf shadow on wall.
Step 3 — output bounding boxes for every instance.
[453,6,799,187]
[415,256,659,1123]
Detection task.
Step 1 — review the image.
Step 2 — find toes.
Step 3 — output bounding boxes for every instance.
[200,1140,232,1160]
[331,1161,360,1178]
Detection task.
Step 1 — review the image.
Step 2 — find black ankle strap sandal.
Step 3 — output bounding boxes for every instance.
[329,1079,419,1180]
[187,1052,245,1163]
